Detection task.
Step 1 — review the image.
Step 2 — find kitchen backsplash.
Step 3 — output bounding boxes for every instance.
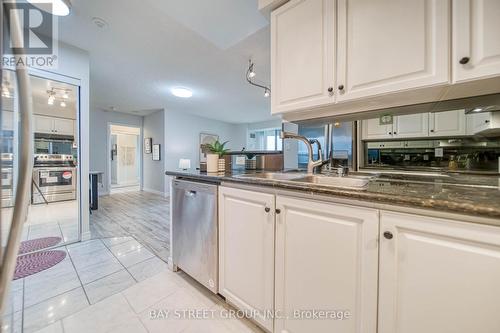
[364,138,500,173]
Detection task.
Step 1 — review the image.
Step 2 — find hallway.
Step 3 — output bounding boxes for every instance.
[89,191,170,261]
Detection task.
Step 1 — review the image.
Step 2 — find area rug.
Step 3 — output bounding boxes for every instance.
[14,250,66,280]
[18,237,62,255]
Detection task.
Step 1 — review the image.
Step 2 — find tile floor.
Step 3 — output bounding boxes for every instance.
[1,200,79,247]
[2,237,265,333]
[2,237,170,333]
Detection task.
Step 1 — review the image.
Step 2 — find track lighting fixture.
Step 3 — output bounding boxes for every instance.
[246,59,271,98]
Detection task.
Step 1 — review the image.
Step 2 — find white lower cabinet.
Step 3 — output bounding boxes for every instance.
[275,196,379,333]
[218,186,275,332]
[378,211,500,333]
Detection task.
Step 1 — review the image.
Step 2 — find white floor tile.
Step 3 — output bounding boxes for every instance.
[139,287,216,333]
[109,240,155,268]
[66,239,106,258]
[74,256,123,285]
[84,269,135,304]
[1,311,22,333]
[62,293,146,333]
[122,271,181,313]
[101,236,133,247]
[128,256,168,282]
[31,321,63,333]
[23,287,89,333]
[24,257,81,308]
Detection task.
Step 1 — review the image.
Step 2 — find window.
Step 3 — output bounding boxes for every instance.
[248,128,282,151]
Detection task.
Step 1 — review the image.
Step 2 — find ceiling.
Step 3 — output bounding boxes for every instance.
[58,0,275,123]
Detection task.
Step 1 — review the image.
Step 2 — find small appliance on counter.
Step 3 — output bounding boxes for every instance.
[32,154,77,204]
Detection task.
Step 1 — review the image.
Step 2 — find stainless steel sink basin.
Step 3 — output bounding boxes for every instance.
[235,172,306,181]
[291,175,371,189]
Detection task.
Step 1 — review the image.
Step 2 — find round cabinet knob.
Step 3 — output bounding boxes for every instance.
[393,132,397,135]
[459,57,470,65]
[388,132,392,135]
[264,207,270,213]
[327,87,334,93]
[338,85,344,91]
[430,129,435,132]
[485,120,490,124]
[383,231,393,240]
[275,209,281,214]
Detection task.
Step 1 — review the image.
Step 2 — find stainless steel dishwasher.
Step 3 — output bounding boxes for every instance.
[172,179,218,293]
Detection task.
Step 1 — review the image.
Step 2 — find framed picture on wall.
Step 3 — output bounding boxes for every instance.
[144,138,152,154]
[152,144,161,161]
[199,133,218,163]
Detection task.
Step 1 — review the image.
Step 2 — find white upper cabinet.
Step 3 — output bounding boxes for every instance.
[393,113,429,138]
[218,186,275,332]
[336,0,450,102]
[378,211,500,333]
[362,118,393,140]
[429,110,466,136]
[271,0,335,114]
[34,115,75,136]
[453,0,500,82]
[54,118,75,136]
[466,112,500,135]
[275,196,379,333]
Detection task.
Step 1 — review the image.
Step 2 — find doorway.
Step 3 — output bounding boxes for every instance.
[109,124,141,193]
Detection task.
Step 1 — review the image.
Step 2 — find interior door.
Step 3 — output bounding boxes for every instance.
[453,0,500,82]
[337,0,450,101]
[271,0,335,114]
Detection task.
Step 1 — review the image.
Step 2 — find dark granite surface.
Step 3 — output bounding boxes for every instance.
[166,169,500,220]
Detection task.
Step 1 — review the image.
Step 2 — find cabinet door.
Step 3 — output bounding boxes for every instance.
[275,196,379,333]
[337,0,449,102]
[466,112,493,134]
[393,113,429,138]
[379,211,500,333]
[34,115,54,134]
[53,118,75,136]
[362,119,393,140]
[429,110,466,136]
[218,186,275,332]
[271,0,335,114]
[453,0,500,82]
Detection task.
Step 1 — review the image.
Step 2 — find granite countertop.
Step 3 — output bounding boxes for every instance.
[166,169,500,221]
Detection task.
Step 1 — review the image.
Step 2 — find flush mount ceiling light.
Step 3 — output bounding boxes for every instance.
[171,87,193,98]
[246,59,271,98]
[27,0,71,16]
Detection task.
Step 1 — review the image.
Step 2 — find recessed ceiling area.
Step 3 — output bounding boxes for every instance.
[149,0,269,50]
[57,0,273,124]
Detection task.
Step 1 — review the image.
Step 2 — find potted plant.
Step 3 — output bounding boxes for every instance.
[206,140,230,172]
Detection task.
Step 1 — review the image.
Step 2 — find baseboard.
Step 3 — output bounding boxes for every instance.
[81,231,92,241]
[142,187,165,196]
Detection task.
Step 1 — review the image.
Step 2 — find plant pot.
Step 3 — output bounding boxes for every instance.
[206,154,219,173]
[218,158,226,172]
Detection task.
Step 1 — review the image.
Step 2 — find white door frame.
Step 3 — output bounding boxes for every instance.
[106,122,143,193]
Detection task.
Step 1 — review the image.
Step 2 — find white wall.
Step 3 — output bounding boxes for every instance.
[143,110,166,195]
[89,109,143,194]
[163,110,248,195]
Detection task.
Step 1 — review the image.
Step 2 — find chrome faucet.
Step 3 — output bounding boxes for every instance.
[281,132,324,174]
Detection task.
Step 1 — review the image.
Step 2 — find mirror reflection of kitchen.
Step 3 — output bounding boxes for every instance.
[1,70,80,248]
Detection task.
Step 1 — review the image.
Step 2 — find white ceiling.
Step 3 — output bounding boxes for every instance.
[58,0,275,123]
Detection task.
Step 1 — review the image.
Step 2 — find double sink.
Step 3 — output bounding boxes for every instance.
[235,172,374,190]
